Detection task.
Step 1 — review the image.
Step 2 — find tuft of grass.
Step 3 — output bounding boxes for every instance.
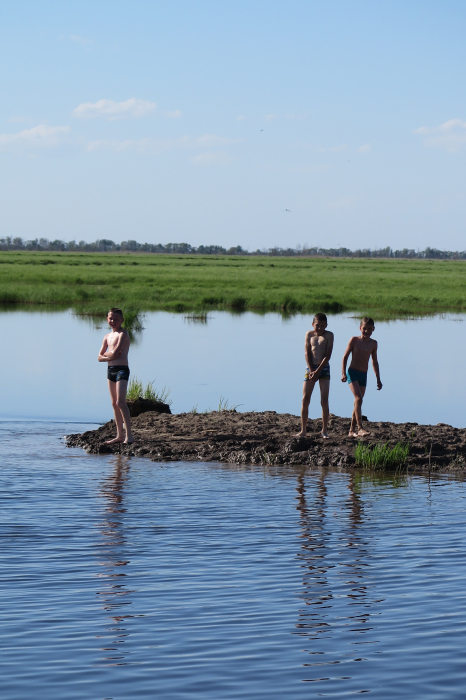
[355,441,410,471]
[127,376,172,405]
[218,396,242,412]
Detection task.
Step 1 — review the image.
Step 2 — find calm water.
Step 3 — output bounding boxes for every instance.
[1,308,466,426]
[2,310,466,697]
[2,421,466,698]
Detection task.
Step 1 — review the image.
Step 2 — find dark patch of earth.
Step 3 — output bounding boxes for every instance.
[65,410,466,473]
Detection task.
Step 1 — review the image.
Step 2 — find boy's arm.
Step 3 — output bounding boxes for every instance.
[98,336,109,362]
[103,332,126,361]
[371,342,382,390]
[341,337,354,382]
[304,331,314,375]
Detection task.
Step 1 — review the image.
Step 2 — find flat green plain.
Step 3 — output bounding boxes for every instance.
[1,251,466,317]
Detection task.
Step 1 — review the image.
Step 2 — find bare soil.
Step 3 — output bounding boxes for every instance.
[65,410,466,473]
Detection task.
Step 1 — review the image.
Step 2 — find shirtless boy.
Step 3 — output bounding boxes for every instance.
[341,317,382,437]
[98,308,134,445]
[295,312,334,438]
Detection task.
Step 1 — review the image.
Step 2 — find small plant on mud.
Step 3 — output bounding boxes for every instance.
[127,376,172,405]
[355,442,410,471]
[218,396,241,412]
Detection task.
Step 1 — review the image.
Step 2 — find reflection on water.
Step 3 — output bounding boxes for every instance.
[95,456,134,666]
[4,422,466,699]
[295,472,383,690]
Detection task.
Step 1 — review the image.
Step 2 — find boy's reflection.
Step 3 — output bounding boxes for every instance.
[94,455,134,665]
[294,470,382,681]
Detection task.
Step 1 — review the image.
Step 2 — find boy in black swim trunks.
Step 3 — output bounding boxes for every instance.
[295,312,334,438]
[98,308,134,444]
[341,317,382,437]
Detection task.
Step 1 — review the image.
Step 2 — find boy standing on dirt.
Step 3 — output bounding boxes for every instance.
[341,317,382,437]
[98,307,134,444]
[295,312,334,438]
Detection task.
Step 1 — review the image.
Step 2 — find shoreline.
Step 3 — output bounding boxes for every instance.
[65,410,466,473]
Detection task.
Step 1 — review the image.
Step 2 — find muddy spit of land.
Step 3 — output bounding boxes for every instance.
[66,408,466,473]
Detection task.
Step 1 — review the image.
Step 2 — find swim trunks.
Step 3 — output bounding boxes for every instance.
[107,365,130,383]
[346,368,367,386]
[304,364,330,381]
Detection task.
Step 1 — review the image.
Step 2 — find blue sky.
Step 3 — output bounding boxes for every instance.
[1,0,466,250]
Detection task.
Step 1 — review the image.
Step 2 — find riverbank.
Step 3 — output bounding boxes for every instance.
[2,251,466,316]
[66,410,466,473]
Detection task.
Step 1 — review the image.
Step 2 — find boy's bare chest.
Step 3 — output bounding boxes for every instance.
[107,332,121,350]
[354,340,373,355]
[310,335,327,351]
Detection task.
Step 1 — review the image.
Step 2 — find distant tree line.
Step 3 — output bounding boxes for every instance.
[0,236,465,259]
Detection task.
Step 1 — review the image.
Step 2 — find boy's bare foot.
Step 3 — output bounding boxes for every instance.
[105,437,125,444]
[357,429,371,437]
[124,439,135,445]
[321,431,329,439]
[348,431,358,438]
[294,431,306,437]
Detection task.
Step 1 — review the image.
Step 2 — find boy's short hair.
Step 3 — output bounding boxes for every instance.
[313,312,328,324]
[108,307,123,317]
[361,316,374,326]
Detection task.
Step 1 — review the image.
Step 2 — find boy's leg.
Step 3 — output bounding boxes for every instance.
[115,379,134,443]
[348,382,369,436]
[319,378,330,438]
[106,380,125,443]
[294,380,315,437]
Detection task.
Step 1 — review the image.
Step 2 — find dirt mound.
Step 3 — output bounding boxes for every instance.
[127,398,171,417]
[65,411,466,473]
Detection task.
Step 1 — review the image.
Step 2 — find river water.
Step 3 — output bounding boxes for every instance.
[2,310,466,697]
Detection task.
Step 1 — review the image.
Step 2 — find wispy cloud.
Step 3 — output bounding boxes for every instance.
[70,34,93,47]
[358,144,371,153]
[0,124,70,149]
[86,134,237,154]
[73,98,157,120]
[413,119,466,152]
[8,116,34,124]
[162,110,182,119]
[264,114,276,121]
[190,151,233,166]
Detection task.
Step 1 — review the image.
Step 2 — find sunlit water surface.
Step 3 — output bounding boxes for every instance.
[2,421,466,698]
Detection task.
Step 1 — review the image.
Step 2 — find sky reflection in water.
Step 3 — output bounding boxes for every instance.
[1,308,466,427]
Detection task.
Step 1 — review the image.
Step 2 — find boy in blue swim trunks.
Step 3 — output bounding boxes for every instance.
[295,313,334,438]
[98,307,134,445]
[341,317,382,437]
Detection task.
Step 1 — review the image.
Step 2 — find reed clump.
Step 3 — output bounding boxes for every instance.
[127,377,172,405]
[355,442,410,471]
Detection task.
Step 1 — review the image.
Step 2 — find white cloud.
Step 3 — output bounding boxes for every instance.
[8,116,34,124]
[162,110,182,119]
[70,35,93,46]
[358,144,371,153]
[0,124,70,149]
[73,98,157,120]
[236,115,247,121]
[190,152,233,166]
[86,134,237,154]
[413,119,466,152]
[264,114,276,121]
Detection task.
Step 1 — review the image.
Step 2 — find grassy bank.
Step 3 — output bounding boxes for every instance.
[1,251,466,316]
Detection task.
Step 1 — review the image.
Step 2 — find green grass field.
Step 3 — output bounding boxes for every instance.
[1,251,466,317]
